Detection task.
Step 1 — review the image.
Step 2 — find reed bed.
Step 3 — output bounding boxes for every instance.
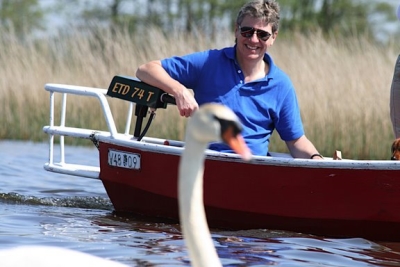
[0,26,398,159]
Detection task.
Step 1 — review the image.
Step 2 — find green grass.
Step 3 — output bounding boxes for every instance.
[0,26,399,159]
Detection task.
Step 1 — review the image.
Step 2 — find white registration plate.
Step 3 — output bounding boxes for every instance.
[108,149,141,170]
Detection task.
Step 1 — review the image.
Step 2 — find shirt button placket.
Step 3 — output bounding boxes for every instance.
[237,69,243,84]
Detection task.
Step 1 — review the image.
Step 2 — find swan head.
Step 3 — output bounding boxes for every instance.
[186,103,252,160]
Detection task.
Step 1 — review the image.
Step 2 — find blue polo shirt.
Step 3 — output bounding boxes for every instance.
[161,46,304,156]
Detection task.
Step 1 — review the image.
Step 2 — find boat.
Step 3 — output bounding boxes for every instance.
[43,76,400,242]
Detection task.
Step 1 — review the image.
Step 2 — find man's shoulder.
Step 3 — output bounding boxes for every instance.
[187,47,231,59]
[266,55,292,84]
[208,46,234,59]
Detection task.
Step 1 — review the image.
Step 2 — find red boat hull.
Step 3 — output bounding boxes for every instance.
[99,142,400,241]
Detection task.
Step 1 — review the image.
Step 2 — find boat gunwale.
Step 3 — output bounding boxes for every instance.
[99,136,400,170]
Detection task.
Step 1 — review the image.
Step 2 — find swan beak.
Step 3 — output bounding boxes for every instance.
[223,129,252,161]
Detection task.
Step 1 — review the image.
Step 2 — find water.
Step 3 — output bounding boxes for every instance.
[1,140,400,266]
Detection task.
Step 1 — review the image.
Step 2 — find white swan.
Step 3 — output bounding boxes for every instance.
[0,104,251,267]
[0,245,128,267]
[179,103,252,267]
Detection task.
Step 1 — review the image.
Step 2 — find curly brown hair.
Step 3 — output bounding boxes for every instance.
[236,0,280,33]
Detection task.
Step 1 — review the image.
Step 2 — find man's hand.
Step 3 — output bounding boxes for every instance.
[175,89,199,117]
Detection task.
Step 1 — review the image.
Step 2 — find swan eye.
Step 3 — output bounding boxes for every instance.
[214,116,242,138]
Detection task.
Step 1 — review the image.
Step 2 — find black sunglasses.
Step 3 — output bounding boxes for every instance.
[239,26,272,41]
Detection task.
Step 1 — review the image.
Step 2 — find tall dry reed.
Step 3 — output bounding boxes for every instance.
[270,31,399,159]
[0,26,398,159]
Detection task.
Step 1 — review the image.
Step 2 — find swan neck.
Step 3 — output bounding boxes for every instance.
[178,137,222,267]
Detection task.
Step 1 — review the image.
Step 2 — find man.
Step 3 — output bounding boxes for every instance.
[391,2,400,138]
[136,0,323,159]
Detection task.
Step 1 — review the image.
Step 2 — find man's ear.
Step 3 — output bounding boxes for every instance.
[269,31,278,46]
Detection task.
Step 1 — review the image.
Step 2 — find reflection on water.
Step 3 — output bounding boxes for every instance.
[2,194,400,266]
[1,141,400,266]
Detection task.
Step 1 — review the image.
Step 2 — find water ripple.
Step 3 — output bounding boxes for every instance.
[0,192,113,210]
